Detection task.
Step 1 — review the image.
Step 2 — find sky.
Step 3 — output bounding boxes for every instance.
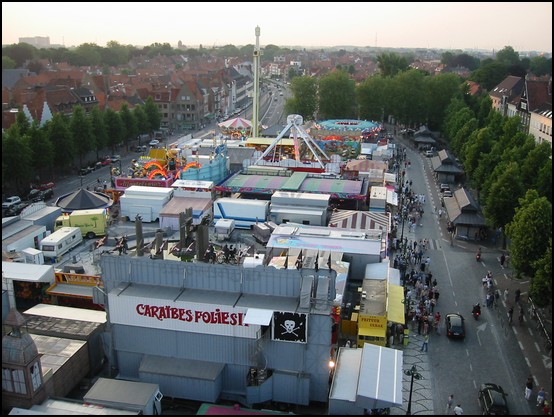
[2,2,552,53]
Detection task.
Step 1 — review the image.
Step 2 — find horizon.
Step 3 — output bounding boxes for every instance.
[2,2,552,54]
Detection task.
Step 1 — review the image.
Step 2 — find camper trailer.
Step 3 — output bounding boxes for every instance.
[39,227,83,260]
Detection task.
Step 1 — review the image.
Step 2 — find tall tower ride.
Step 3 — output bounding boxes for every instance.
[252,26,262,138]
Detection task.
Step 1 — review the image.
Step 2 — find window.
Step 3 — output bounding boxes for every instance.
[30,362,41,391]
[2,368,27,394]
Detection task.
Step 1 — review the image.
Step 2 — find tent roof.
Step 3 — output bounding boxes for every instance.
[55,189,112,211]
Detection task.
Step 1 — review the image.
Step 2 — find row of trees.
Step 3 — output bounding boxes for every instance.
[2,41,298,72]
[443,97,552,307]
[2,97,161,195]
[285,68,463,130]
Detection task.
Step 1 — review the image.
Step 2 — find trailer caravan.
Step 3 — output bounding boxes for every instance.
[119,185,174,222]
[39,226,83,260]
[213,198,270,229]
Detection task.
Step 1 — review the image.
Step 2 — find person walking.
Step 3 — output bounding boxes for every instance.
[500,253,506,266]
[508,306,514,324]
[503,288,509,301]
[537,387,546,407]
[453,404,464,415]
[447,394,454,410]
[420,334,429,352]
[525,375,534,400]
[515,288,521,304]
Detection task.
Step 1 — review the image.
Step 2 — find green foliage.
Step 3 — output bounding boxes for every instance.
[2,55,17,69]
[286,76,318,120]
[2,124,33,194]
[27,122,54,181]
[132,105,150,135]
[506,190,552,277]
[70,105,94,168]
[495,46,520,66]
[470,61,509,91]
[318,70,357,120]
[529,56,552,76]
[357,75,390,122]
[535,159,552,203]
[90,106,108,159]
[376,52,409,77]
[423,73,463,130]
[144,96,162,133]
[73,43,102,66]
[119,104,138,149]
[390,69,426,126]
[484,162,524,229]
[529,239,552,307]
[2,43,36,67]
[103,108,125,153]
[45,112,75,175]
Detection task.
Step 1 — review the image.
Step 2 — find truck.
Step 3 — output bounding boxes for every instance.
[54,208,108,239]
[39,226,83,260]
[213,198,270,229]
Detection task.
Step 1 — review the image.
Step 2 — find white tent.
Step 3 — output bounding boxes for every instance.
[329,344,403,414]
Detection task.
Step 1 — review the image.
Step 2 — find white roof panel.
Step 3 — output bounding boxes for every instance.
[244,308,274,325]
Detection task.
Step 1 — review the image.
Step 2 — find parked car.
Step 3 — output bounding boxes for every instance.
[2,196,22,209]
[149,139,160,147]
[445,313,465,339]
[27,189,44,202]
[40,188,54,201]
[442,190,453,198]
[440,183,451,193]
[110,155,121,163]
[424,150,434,157]
[478,383,509,415]
[134,145,148,153]
[79,166,94,175]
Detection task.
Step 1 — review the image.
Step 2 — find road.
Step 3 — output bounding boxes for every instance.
[394,130,547,415]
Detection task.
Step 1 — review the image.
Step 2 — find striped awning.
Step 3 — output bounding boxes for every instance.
[329,210,390,232]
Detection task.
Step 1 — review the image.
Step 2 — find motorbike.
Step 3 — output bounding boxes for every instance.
[472,303,481,320]
[476,251,482,261]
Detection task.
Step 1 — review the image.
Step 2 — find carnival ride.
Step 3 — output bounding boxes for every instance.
[251,114,332,172]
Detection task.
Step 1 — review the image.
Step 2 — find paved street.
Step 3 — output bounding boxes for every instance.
[387,128,551,415]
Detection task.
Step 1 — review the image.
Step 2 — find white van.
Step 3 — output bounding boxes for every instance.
[40,226,83,260]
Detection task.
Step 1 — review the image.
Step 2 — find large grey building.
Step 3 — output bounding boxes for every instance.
[99,255,337,406]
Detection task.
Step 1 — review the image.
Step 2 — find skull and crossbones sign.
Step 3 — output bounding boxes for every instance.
[280,319,302,337]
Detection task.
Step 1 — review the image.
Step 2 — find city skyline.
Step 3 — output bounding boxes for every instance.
[2,2,552,53]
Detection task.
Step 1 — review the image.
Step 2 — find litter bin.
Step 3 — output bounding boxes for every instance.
[403,328,410,346]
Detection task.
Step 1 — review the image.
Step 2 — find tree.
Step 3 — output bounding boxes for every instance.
[529,56,552,76]
[357,75,390,122]
[70,105,94,168]
[505,190,552,277]
[484,162,525,248]
[74,43,102,66]
[535,159,552,203]
[2,125,33,194]
[520,141,552,191]
[470,61,509,91]
[2,42,36,67]
[2,55,16,69]
[133,105,150,136]
[495,46,520,66]
[104,108,125,153]
[423,73,462,130]
[90,106,108,160]
[463,127,494,181]
[119,104,138,150]
[529,239,552,307]
[390,69,426,127]
[376,52,408,77]
[318,70,357,120]
[45,112,74,175]
[285,76,318,120]
[26,122,54,182]
[143,96,161,134]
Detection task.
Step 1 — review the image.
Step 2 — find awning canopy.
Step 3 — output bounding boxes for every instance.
[388,284,405,325]
[358,326,385,337]
[244,308,273,326]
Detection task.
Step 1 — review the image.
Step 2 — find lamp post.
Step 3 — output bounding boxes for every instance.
[404,364,422,415]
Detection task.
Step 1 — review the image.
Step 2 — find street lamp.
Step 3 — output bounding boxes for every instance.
[404,364,423,415]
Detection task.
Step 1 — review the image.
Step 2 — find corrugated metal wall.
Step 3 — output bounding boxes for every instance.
[101,255,334,404]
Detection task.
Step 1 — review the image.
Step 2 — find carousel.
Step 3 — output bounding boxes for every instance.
[218,117,252,139]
